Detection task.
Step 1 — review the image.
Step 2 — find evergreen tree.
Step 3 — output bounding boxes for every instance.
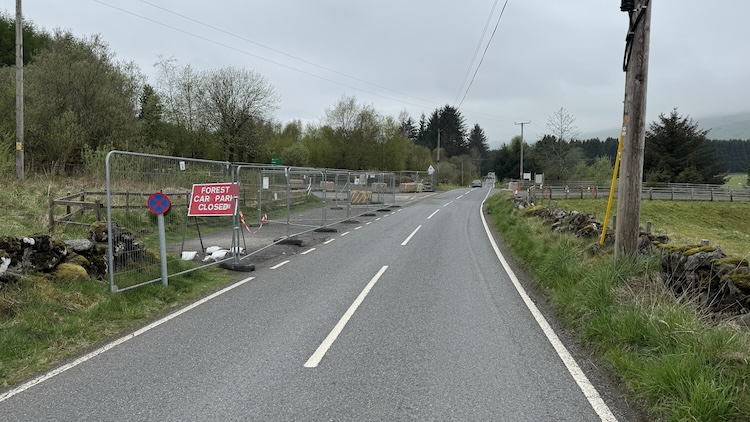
[0,12,51,66]
[644,109,726,184]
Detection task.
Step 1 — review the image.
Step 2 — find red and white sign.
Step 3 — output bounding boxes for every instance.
[188,183,238,216]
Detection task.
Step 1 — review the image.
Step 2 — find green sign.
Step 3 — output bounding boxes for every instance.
[271,158,283,166]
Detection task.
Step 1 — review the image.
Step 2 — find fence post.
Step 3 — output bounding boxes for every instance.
[646,221,652,234]
[48,195,55,233]
[649,188,653,200]
[710,188,713,202]
[730,189,733,202]
[95,200,102,221]
[671,188,674,200]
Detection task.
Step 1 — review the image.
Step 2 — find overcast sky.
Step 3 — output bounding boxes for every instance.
[12,0,750,149]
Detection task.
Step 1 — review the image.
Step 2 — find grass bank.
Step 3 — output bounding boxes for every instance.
[557,199,750,258]
[486,194,750,421]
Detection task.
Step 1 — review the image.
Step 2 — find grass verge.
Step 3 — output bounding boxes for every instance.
[486,193,750,422]
[0,260,234,389]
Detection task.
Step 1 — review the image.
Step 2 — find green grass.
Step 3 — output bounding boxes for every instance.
[556,199,750,258]
[725,173,748,188]
[486,194,750,421]
[0,260,234,389]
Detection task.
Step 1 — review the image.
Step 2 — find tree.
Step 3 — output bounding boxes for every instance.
[398,112,418,143]
[532,135,582,181]
[492,136,522,180]
[23,31,141,174]
[200,66,280,163]
[0,12,51,66]
[424,105,468,158]
[467,123,490,175]
[546,107,580,143]
[644,109,726,184]
[137,84,168,153]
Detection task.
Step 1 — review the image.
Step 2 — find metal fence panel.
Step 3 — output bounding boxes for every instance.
[105,151,234,292]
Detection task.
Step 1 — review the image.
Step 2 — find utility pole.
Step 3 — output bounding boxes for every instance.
[16,0,24,182]
[515,121,530,181]
[436,129,440,186]
[615,0,651,256]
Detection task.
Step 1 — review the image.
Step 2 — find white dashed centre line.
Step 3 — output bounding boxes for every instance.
[401,225,422,246]
[365,222,372,225]
[427,209,440,219]
[301,248,316,255]
[304,266,389,368]
[270,260,290,270]
[341,231,351,236]
[354,226,363,230]
[324,239,335,245]
[444,201,453,207]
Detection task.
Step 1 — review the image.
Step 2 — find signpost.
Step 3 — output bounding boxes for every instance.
[147,192,171,286]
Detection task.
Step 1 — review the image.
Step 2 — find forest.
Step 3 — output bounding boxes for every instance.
[1,14,747,186]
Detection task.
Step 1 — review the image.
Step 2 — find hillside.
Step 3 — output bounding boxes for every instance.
[583,111,750,141]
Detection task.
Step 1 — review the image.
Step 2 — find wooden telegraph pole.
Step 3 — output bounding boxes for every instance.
[16,0,24,182]
[615,0,651,256]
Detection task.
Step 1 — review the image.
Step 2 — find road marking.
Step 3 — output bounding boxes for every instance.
[478,190,618,421]
[354,226,363,230]
[365,222,372,225]
[0,276,256,404]
[401,225,422,246]
[324,239,335,245]
[301,248,316,255]
[375,217,381,221]
[397,209,403,212]
[341,231,351,236]
[427,209,440,219]
[270,260,290,269]
[457,195,463,199]
[304,266,388,368]
[443,201,453,207]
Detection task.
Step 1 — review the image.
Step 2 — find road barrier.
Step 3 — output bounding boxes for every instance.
[92,151,404,292]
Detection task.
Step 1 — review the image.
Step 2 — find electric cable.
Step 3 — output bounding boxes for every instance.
[457,0,510,110]
[454,0,500,105]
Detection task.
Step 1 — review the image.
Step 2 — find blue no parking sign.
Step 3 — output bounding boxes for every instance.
[147,192,171,215]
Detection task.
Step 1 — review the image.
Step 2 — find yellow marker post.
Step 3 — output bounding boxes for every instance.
[600,117,627,245]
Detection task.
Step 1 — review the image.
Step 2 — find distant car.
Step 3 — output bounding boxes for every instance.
[471,179,482,188]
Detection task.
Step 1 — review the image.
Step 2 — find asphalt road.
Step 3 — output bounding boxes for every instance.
[0,183,642,421]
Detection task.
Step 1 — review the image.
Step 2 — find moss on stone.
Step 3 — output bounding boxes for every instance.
[53,263,90,282]
[683,245,716,256]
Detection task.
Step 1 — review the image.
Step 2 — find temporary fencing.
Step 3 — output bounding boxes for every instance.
[98,151,406,292]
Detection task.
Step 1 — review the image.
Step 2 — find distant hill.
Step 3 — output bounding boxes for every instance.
[582,111,750,141]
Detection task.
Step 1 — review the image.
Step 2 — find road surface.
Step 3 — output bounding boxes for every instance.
[0,183,641,421]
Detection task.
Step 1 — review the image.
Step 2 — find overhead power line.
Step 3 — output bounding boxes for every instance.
[93,0,523,126]
[457,0,510,110]
[136,0,442,108]
[454,0,499,105]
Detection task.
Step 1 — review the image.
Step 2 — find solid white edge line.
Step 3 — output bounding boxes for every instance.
[304,265,389,368]
[324,239,335,244]
[301,248,316,255]
[427,209,440,220]
[270,260,290,270]
[478,190,618,422]
[400,225,422,246]
[0,276,256,404]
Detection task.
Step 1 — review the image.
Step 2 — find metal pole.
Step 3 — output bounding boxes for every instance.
[515,121,530,180]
